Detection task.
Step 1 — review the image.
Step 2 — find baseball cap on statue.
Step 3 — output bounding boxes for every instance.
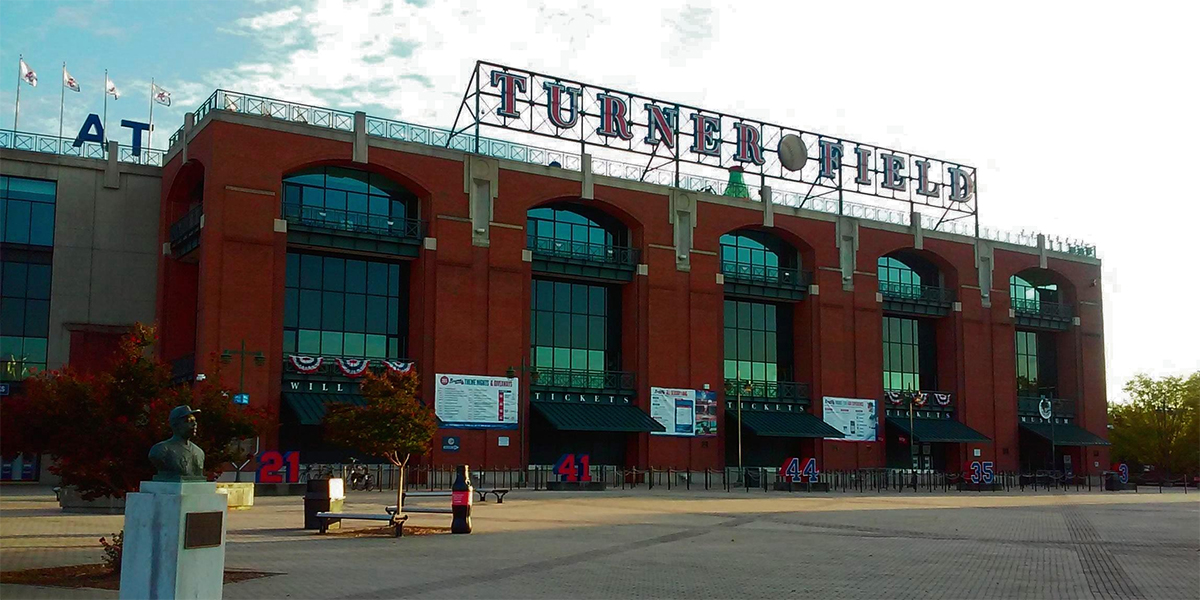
[169,405,201,423]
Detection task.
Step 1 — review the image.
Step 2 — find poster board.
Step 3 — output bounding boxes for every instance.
[435,374,519,429]
[822,397,877,441]
[651,388,718,437]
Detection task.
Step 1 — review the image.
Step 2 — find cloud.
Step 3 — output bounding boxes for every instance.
[236,6,303,30]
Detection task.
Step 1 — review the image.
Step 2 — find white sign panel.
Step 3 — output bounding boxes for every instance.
[650,387,696,436]
[822,397,877,441]
[435,374,519,430]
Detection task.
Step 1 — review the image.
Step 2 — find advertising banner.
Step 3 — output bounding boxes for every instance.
[694,390,718,437]
[650,387,695,436]
[435,374,519,429]
[651,388,718,437]
[822,397,877,441]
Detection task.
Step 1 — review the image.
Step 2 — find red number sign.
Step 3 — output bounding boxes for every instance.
[256,451,300,483]
[553,453,592,482]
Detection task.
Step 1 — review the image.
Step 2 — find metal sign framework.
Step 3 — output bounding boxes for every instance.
[449,61,978,233]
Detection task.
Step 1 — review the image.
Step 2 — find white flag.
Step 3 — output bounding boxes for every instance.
[152,83,171,106]
[19,59,37,87]
[106,76,120,99]
[63,67,80,92]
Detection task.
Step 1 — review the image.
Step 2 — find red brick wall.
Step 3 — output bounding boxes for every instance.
[158,118,1108,471]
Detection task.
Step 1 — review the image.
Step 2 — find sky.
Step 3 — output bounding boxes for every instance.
[2,0,1197,402]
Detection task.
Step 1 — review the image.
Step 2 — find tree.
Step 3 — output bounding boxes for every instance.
[1108,372,1200,481]
[323,370,437,511]
[0,324,264,499]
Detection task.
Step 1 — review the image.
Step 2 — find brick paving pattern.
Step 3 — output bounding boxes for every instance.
[1,487,1196,599]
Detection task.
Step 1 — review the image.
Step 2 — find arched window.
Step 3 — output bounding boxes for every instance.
[1010,274,1059,312]
[719,231,799,282]
[878,256,921,292]
[282,166,417,235]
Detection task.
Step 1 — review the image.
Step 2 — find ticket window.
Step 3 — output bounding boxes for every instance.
[910,443,932,470]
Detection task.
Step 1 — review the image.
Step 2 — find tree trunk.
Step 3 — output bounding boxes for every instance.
[394,454,409,513]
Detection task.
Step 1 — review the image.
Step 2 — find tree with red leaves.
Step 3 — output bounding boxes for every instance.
[0,324,263,500]
[323,369,436,511]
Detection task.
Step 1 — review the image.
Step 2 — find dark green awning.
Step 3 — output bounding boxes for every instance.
[532,401,665,433]
[282,393,366,425]
[734,410,846,438]
[1020,422,1111,446]
[887,417,990,443]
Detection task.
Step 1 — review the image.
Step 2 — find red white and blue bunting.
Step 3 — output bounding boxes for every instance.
[382,360,414,374]
[289,355,323,373]
[886,391,904,405]
[335,358,371,378]
[912,392,927,407]
[934,392,952,406]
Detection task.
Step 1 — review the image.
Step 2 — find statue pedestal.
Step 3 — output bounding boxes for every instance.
[119,481,228,600]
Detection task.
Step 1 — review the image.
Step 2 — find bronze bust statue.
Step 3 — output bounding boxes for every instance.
[149,405,206,481]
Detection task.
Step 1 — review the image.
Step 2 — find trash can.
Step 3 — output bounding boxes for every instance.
[303,478,345,530]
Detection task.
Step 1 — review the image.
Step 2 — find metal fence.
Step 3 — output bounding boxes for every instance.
[294,463,1189,495]
[0,129,166,166]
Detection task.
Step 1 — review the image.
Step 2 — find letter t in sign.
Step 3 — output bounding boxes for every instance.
[489,70,527,119]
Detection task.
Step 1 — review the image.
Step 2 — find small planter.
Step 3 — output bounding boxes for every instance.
[956,482,1004,492]
[216,482,255,509]
[58,486,125,514]
[773,481,830,492]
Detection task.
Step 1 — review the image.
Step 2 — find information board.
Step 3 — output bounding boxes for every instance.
[822,397,877,441]
[651,387,718,437]
[435,374,519,429]
[694,390,718,437]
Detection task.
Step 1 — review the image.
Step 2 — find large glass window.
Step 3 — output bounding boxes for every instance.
[1015,329,1057,396]
[878,256,922,296]
[1,257,52,381]
[1,176,56,246]
[882,316,921,391]
[1010,274,1059,312]
[282,166,417,233]
[530,279,616,372]
[283,252,408,358]
[723,299,792,382]
[527,206,615,247]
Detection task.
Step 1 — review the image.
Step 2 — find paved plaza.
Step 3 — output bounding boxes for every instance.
[1,485,1197,599]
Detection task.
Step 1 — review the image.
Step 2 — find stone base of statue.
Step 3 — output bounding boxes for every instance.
[119,480,228,600]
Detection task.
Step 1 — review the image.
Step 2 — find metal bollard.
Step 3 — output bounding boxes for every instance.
[451,464,472,534]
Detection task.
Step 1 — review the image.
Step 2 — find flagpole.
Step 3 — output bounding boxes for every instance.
[59,63,66,145]
[148,78,155,150]
[102,69,108,144]
[14,55,22,131]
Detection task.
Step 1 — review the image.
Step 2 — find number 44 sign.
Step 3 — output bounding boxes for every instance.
[780,457,819,483]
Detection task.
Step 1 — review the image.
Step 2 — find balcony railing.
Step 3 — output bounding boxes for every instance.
[526,235,639,267]
[1017,395,1077,419]
[1,129,166,166]
[879,282,956,305]
[282,203,423,240]
[169,204,203,257]
[720,261,810,289]
[725,379,811,404]
[529,368,636,394]
[1012,298,1073,320]
[283,356,416,380]
[882,389,955,413]
[160,89,1098,257]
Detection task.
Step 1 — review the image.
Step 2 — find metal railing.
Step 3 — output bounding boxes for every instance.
[295,463,1131,495]
[882,389,955,412]
[169,204,203,256]
[725,378,811,403]
[720,261,810,288]
[528,368,636,393]
[283,356,416,379]
[0,129,166,166]
[526,235,639,266]
[1012,297,1073,320]
[158,89,1097,257]
[282,203,423,240]
[879,281,956,304]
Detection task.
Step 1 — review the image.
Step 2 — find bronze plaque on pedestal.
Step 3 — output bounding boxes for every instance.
[183,511,224,549]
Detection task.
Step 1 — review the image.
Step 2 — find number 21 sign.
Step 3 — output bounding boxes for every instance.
[257,451,299,483]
